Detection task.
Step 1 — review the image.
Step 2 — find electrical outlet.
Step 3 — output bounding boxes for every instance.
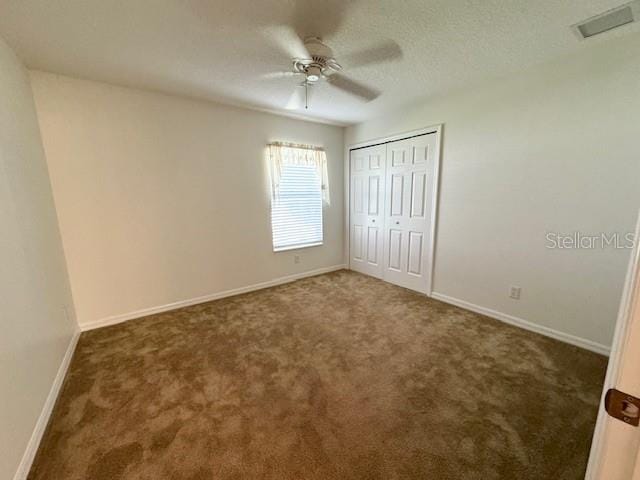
[294,255,300,264]
[509,286,521,300]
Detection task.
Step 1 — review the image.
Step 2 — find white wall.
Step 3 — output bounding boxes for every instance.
[0,38,78,479]
[346,32,640,351]
[30,72,345,329]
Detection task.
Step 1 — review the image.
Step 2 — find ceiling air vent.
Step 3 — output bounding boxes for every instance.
[573,1,640,38]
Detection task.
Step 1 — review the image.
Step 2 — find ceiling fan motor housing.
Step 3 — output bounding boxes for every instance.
[293,37,341,82]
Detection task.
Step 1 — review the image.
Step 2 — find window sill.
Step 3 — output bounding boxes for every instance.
[273,242,323,253]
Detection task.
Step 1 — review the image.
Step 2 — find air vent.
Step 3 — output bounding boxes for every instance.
[573,1,639,39]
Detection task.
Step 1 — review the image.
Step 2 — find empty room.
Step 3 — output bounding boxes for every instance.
[2,1,640,479]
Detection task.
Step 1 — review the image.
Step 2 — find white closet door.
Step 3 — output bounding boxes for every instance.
[349,145,386,278]
[382,134,437,293]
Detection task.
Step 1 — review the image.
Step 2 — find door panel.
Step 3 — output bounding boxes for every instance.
[413,144,429,165]
[407,231,424,275]
[390,174,404,217]
[390,146,409,167]
[382,134,437,293]
[367,226,379,264]
[349,145,386,278]
[352,225,364,261]
[368,176,380,215]
[353,176,365,214]
[369,153,382,170]
[410,172,427,218]
[388,229,402,271]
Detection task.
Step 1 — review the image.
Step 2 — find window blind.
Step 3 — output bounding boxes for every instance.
[271,162,323,251]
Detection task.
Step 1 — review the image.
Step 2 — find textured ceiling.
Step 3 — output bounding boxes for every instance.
[1,0,638,125]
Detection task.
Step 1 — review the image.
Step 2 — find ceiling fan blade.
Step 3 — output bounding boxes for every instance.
[260,71,301,80]
[264,25,310,59]
[343,40,403,69]
[327,74,380,102]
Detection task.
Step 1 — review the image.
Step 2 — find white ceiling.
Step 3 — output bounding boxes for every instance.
[1,0,638,125]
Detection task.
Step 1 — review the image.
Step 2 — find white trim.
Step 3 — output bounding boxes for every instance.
[80,264,347,331]
[431,291,611,356]
[348,125,442,151]
[426,125,442,296]
[346,124,443,296]
[13,329,80,480]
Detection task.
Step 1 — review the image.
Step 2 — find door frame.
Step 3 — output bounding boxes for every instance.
[585,210,640,479]
[346,124,443,296]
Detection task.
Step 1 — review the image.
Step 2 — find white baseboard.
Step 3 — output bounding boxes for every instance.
[13,329,80,480]
[81,264,347,332]
[430,292,610,356]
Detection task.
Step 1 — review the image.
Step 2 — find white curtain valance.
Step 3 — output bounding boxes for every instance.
[268,142,330,204]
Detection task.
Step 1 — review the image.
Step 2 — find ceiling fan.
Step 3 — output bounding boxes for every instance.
[263,26,401,110]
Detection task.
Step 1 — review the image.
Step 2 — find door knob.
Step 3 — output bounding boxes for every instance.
[372,219,375,223]
[395,221,400,225]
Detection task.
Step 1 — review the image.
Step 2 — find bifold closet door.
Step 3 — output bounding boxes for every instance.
[382,134,436,294]
[349,144,385,278]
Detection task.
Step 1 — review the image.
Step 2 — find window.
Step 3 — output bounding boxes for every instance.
[272,163,323,251]
[268,143,329,252]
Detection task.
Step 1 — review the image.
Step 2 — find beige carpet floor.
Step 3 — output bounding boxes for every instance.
[29,270,607,479]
